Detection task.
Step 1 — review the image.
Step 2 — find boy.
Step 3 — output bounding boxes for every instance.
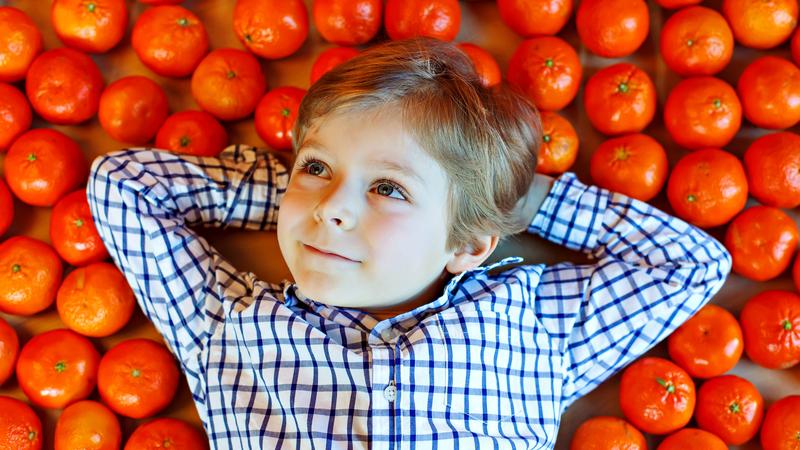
[87,37,731,449]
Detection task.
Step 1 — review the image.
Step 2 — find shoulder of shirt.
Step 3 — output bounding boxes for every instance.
[483,257,532,277]
[455,256,544,290]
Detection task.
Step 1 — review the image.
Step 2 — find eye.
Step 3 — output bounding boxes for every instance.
[296,156,409,201]
[305,160,325,176]
[373,181,407,200]
[295,156,327,176]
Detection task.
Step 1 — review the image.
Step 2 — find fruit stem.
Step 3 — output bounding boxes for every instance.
[656,377,675,393]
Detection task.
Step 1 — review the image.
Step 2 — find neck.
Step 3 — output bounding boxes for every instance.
[362,269,454,321]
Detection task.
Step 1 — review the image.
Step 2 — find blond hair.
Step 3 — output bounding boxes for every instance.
[293,37,542,253]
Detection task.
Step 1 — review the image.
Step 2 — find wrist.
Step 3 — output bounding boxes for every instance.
[516,173,555,227]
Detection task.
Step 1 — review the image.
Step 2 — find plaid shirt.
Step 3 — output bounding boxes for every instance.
[86,145,731,450]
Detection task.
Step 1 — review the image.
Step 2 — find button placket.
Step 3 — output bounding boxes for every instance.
[383,379,396,402]
[370,344,394,450]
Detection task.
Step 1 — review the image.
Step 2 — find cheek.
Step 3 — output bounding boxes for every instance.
[277,190,308,243]
[279,184,316,220]
[364,213,445,262]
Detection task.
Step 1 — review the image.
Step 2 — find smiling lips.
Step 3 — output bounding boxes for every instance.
[303,244,360,263]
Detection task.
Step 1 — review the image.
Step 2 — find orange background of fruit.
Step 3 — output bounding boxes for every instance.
[0,0,798,449]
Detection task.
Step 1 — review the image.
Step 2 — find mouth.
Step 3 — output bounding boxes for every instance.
[303,244,360,263]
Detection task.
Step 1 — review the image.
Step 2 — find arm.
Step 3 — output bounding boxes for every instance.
[527,172,731,411]
[85,145,289,382]
[514,172,555,228]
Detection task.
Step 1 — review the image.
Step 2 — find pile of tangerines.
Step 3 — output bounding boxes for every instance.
[0,0,799,448]
[520,0,800,447]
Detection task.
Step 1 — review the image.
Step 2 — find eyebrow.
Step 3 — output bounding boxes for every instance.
[296,139,426,187]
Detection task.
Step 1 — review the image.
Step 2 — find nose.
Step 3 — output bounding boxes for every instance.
[313,179,358,230]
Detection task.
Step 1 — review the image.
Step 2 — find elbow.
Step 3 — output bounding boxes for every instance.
[86,154,122,226]
[87,154,114,201]
[699,236,732,295]
[88,154,113,184]
[88,153,119,189]
[86,150,140,216]
[688,222,732,280]
[88,150,134,181]
[87,154,121,207]
[719,245,733,279]
[675,229,732,295]
[710,235,733,281]
[87,150,144,193]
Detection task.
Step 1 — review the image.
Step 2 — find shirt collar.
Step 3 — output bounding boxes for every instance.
[281,256,525,332]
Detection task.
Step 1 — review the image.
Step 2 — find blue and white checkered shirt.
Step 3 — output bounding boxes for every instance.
[86,145,731,450]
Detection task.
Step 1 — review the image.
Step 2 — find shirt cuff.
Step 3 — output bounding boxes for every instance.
[527,172,611,254]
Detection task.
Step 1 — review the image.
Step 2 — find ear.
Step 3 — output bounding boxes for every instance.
[445,234,500,275]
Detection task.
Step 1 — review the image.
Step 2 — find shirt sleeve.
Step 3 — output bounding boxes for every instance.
[526,172,732,412]
[85,145,289,385]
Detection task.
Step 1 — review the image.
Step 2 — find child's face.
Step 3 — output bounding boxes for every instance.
[277,109,457,311]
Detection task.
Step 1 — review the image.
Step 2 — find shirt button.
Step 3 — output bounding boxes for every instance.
[383,381,396,402]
